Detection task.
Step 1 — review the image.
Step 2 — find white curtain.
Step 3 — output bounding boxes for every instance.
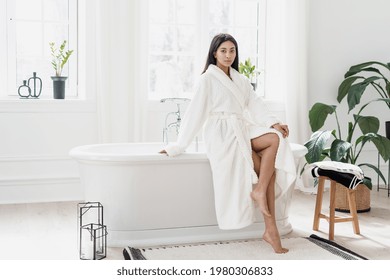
[266,0,310,144]
[266,0,313,191]
[282,0,310,145]
[95,0,146,143]
[282,0,314,192]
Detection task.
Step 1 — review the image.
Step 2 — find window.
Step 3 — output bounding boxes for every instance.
[147,0,267,100]
[1,0,78,99]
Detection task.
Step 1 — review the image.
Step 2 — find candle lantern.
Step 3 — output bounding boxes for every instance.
[78,202,108,260]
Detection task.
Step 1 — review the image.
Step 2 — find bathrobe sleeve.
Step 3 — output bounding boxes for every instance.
[164,75,210,156]
[245,85,281,128]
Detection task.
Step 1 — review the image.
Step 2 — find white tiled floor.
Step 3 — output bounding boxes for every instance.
[0,188,389,260]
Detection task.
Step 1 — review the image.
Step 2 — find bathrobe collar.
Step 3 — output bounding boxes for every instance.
[207,65,246,109]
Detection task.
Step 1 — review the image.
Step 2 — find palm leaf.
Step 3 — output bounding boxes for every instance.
[329,139,351,161]
[354,115,379,134]
[371,135,390,162]
[345,61,390,78]
[359,163,387,187]
[338,76,364,103]
[347,77,381,112]
[304,130,332,163]
[308,103,336,132]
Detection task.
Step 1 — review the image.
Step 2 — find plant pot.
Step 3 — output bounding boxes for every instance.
[386,121,390,139]
[335,183,371,213]
[51,76,68,99]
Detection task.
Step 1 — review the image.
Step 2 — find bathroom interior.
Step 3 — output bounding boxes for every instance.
[1,0,390,261]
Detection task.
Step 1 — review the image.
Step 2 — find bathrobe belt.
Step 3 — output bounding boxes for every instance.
[209,112,245,120]
[209,112,259,184]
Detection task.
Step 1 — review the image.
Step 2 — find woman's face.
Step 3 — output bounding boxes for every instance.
[214,40,236,72]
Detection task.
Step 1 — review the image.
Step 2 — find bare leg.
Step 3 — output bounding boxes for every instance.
[250,133,279,217]
[262,172,289,253]
[252,151,288,253]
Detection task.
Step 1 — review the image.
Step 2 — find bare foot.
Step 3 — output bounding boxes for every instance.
[250,191,271,217]
[263,232,289,254]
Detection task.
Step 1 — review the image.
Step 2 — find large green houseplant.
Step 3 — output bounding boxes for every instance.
[304,61,390,191]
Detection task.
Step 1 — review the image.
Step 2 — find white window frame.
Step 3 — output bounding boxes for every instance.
[0,0,96,113]
[145,0,267,100]
[1,0,78,100]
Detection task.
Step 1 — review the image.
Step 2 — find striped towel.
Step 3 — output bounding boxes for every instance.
[310,161,364,190]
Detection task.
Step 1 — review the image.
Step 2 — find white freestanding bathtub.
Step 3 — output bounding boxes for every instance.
[70,142,307,247]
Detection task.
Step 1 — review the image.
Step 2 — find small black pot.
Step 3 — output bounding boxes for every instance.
[386,121,390,139]
[51,76,68,99]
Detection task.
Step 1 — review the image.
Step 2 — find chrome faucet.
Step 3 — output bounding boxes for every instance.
[160,98,191,145]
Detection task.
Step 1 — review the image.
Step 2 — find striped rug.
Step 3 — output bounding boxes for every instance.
[123,234,367,260]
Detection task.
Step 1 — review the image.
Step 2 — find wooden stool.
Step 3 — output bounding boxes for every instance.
[313,176,360,240]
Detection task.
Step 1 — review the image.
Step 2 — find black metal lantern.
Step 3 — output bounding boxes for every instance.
[78,202,108,260]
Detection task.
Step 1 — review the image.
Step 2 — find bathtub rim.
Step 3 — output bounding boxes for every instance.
[69,141,307,164]
[69,142,207,163]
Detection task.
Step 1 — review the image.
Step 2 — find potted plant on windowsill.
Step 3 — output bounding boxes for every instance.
[239,58,261,90]
[303,62,390,212]
[50,40,74,99]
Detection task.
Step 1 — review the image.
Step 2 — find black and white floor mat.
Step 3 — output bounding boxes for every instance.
[123,234,367,260]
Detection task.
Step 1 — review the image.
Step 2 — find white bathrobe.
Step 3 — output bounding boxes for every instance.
[165,64,296,230]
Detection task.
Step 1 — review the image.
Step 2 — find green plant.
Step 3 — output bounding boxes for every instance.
[49,40,74,77]
[239,58,260,80]
[303,62,390,190]
[338,61,390,111]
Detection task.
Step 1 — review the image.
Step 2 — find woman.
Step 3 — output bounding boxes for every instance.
[160,33,296,254]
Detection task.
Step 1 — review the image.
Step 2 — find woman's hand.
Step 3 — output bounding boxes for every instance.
[272,123,289,138]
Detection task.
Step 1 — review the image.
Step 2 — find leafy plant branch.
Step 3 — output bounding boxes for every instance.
[339,61,390,111]
[239,58,261,80]
[49,40,74,77]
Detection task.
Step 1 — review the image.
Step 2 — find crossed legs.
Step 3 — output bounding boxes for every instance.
[251,133,288,253]
[250,133,279,217]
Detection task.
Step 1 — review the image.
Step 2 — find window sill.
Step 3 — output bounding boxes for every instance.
[0,98,96,113]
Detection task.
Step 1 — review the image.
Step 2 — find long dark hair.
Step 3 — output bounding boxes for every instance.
[202,33,239,74]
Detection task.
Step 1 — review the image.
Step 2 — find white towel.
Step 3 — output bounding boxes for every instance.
[310,161,364,190]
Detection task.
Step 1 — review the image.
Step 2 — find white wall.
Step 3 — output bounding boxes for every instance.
[308,0,390,183]
[0,102,98,203]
